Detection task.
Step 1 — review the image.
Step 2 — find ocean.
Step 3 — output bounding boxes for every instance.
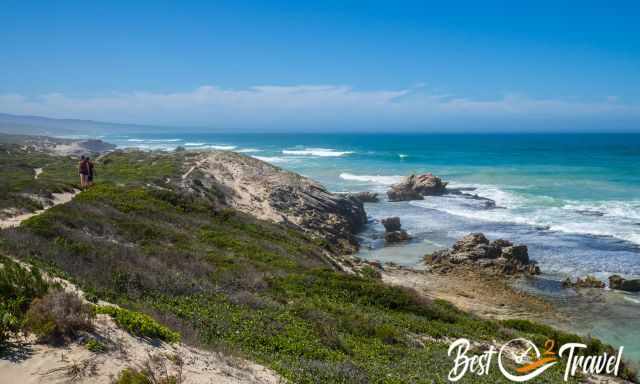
[103,131,640,360]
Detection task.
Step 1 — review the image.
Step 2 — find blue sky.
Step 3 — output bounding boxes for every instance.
[1,0,639,131]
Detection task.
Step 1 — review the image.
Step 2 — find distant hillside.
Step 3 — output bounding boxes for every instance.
[0,113,171,136]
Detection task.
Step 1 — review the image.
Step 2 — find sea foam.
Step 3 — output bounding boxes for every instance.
[339,173,403,185]
[282,148,353,157]
[410,184,640,246]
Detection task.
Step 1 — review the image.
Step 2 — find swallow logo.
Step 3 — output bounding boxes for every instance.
[497,338,558,382]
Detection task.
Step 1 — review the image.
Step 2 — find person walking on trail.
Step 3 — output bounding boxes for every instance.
[78,155,90,189]
[87,156,96,187]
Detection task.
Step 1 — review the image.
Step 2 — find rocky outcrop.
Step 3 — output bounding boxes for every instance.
[423,233,540,275]
[609,275,640,292]
[385,230,410,243]
[380,216,410,243]
[180,151,367,254]
[387,173,448,201]
[381,217,401,232]
[348,192,379,203]
[562,276,605,289]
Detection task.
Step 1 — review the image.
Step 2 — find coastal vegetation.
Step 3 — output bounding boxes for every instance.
[0,146,637,383]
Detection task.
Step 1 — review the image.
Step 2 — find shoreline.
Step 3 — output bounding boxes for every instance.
[380,264,555,321]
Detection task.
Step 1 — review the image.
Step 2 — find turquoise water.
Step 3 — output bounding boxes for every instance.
[104,132,640,360]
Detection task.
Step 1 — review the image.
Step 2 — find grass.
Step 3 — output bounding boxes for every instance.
[96,306,180,343]
[0,148,636,383]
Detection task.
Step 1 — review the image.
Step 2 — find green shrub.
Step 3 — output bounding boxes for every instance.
[114,354,183,384]
[113,368,152,384]
[85,338,106,353]
[24,290,94,343]
[0,311,19,344]
[96,306,179,343]
[0,257,49,344]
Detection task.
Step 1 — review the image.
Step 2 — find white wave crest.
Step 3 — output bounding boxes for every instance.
[252,156,291,164]
[282,148,353,157]
[236,148,261,153]
[339,173,403,185]
[184,142,206,146]
[410,184,640,246]
[207,145,237,150]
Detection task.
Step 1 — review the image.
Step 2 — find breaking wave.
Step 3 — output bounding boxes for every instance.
[339,173,403,185]
[282,148,353,157]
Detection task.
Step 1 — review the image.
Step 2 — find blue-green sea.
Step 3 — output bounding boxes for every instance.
[102,132,640,361]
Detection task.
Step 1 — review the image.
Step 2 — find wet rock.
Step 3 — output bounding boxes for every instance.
[423,232,538,276]
[452,233,489,251]
[526,264,541,275]
[609,275,640,292]
[491,239,513,248]
[387,173,448,201]
[348,191,379,203]
[381,217,402,232]
[501,245,529,265]
[385,230,411,243]
[562,276,605,289]
[424,249,450,264]
[474,244,501,259]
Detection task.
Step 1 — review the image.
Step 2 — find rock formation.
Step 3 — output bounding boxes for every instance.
[381,217,401,232]
[609,275,640,292]
[347,191,379,203]
[423,233,540,275]
[387,173,448,201]
[380,216,410,243]
[562,276,605,289]
[180,151,367,254]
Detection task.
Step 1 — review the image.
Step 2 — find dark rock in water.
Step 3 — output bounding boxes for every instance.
[562,276,605,289]
[575,210,605,217]
[387,173,448,201]
[423,232,538,276]
[452,233,489,252]
[491,239,513,248]
[384,230,411,243]
[348,191,379,203]
[609,275,624,290]
[609,275,640,292]
[381,216,402,232]
[621,279,640,292]
[387,189,424,202]
[526,264,541,275]
[501,245,529,265]
[475,243,501,259]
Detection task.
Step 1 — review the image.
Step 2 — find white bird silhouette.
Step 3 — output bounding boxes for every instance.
[511,346,533,365]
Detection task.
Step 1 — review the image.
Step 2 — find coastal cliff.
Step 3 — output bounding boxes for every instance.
[180,151,367,254]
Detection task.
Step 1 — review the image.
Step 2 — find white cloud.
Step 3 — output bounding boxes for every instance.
[1,85,638,130]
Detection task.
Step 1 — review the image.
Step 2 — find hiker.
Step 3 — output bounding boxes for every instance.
[78,155,90,189]
[87,156,96,187]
